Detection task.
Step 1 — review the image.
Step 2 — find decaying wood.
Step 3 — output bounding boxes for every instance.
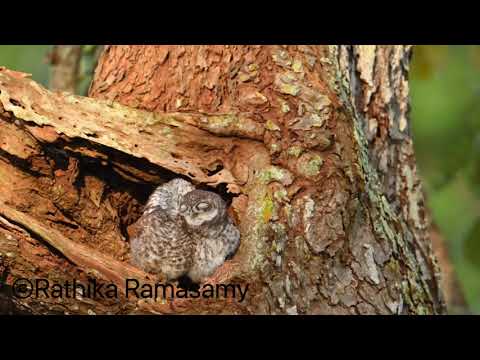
[0,46,447,314]
[0,67,251,314]
[0,200,240,314]
[0,67,263,187]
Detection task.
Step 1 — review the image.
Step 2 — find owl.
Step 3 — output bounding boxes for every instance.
[130,178,240,283]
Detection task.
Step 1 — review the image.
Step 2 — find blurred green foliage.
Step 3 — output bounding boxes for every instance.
[0,45,478,313]
[0,45,97,95]
[0,45,51,85]
[411,46,480,313]
[77,45,101,95]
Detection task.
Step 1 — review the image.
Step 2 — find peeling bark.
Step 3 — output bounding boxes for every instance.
[0,45,446,314]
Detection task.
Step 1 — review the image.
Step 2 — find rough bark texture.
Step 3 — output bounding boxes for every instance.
[0,46,446,315]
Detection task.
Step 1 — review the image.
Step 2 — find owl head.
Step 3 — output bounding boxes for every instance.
[178,190,227,228]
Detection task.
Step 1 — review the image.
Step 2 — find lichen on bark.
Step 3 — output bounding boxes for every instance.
[0,46,446,314]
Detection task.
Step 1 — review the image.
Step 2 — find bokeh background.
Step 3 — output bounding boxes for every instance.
[0,45,479,313]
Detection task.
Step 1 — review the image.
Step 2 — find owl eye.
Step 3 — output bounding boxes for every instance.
[195,202,210,211]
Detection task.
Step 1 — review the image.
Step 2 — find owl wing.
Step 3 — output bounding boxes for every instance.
[187,219,240,282]
[223,219,241,259]
[130,209,194,280]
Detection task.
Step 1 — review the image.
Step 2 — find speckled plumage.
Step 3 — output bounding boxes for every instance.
[130,178,240,282]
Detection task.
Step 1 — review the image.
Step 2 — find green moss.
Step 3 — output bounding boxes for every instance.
[281,101,290,113]
[145,114,174,127]
[265,119,281,131]
[258,166,292,185]
[272,51,292,66]
[302,155,324,177]
[314,95,331,111]
[401,280,414,310]
[238,73,251,82]
[287,146,303,158]
[261,193,275,223]
[326,45,441,314]
[279,83,300,96]
[274,189,288,202]
[206,114,236,129]
[292,58,303,73]
[310,114,326,128]
[269,143,281,153]
[161,127,173,138]
[385,258,400,275]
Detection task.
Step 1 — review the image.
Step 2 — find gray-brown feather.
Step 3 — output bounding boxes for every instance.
[130,178,240,282]
[130,211,193,280]
[188,218,240,282]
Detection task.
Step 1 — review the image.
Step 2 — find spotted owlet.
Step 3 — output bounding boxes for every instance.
[130,178,240,283]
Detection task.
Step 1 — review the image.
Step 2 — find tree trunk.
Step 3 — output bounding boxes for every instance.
[48,45,82,94]
[429,223,467,313]
[0,45,446,315]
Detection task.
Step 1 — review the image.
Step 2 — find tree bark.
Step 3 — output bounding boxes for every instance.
[0,45,446,314]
